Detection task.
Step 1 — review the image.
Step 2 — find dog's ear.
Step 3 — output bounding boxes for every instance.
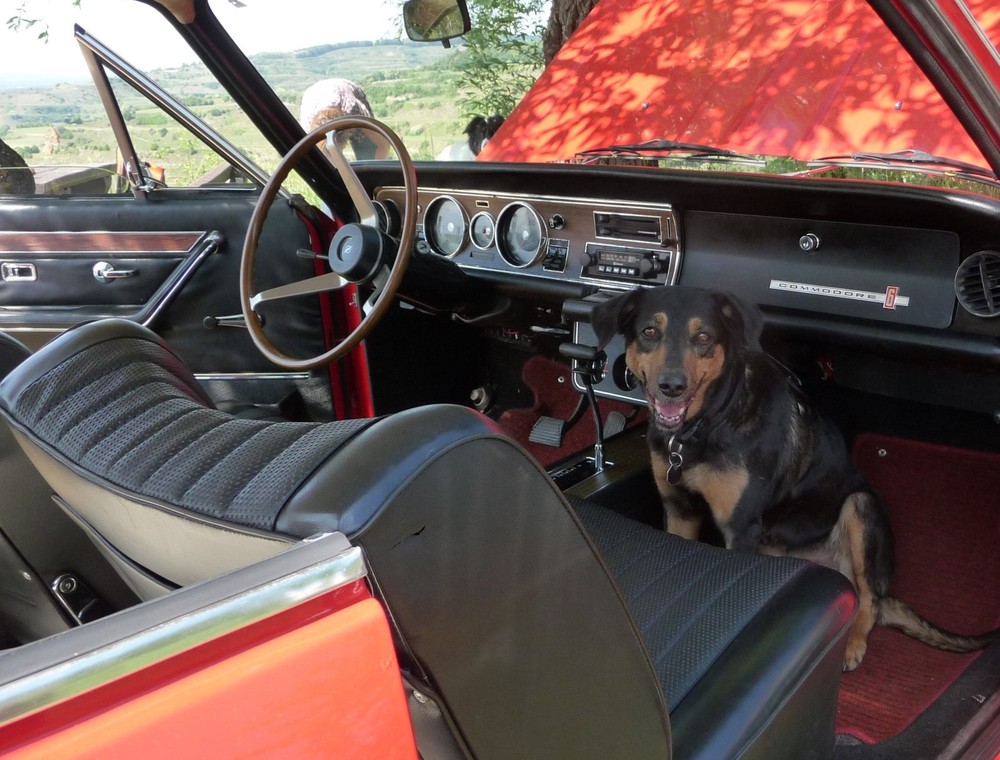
[463,116,485,137]
[715,291,763,351]
[591,289,643,348]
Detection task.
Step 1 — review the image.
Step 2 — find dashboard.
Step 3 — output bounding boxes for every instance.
[362,162,1000,413]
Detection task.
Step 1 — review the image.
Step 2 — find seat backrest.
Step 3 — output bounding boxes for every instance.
[0,320,369,598]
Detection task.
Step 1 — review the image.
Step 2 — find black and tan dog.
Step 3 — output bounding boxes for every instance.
[592,285,996,670]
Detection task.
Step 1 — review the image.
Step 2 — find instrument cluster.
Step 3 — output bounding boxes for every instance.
[373,186,681,290]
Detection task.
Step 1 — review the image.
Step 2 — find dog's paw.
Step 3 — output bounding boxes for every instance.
[843,639,867,671]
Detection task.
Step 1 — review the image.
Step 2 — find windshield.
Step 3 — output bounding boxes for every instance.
[220,0,1000,191]
[1,0,998,195]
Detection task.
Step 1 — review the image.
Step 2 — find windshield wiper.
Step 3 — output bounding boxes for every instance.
[576,139,762,163]
[810,149,996,180]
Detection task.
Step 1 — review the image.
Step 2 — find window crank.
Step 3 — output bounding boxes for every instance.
[92,261,138,282]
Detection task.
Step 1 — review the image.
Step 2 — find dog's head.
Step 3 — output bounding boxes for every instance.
[464,114,505,155]
[591,286,762,432]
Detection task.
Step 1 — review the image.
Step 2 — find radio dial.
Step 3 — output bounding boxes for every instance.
[639,258,663,277]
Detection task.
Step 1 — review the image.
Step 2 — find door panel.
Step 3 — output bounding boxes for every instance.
[0,231,202,310]
[0,192,331,403]
[0,15,341,416]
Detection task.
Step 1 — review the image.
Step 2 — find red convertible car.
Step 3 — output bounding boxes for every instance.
[0,0,997,758]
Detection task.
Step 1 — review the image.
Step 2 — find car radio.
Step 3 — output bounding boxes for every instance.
[580,243,677,285]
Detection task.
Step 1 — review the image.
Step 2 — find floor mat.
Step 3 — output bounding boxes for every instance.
[497,355,645,467]
[836,434,1000,744]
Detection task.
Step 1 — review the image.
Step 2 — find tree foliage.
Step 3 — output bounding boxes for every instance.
[5,0,82,42]
[456,0,547,118]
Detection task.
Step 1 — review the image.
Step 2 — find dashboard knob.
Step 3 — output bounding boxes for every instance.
[639,258,663,277]
[799,232,821,252]
[548,214,566,230]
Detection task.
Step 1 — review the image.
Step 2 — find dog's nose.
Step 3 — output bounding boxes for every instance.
[658,373,688,397]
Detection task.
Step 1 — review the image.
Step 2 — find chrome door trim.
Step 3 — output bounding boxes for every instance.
[0,535,363,727]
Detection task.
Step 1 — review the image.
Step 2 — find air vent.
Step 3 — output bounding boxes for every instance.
[955,251,1000,317]
[594,212,663,243]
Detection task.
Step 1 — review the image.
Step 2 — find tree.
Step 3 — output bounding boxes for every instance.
[454,0,602,118]
[457,0,547,118]
[541,0,599,64]
[5,0,82,42]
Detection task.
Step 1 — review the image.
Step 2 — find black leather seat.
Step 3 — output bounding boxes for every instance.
[0,318,856,760]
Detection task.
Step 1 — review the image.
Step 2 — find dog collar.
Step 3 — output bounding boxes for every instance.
[661,356,744,485]
[663,353,800,485]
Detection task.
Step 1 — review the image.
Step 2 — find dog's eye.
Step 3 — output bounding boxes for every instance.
[641,326,659,340]
[694,332,713,346]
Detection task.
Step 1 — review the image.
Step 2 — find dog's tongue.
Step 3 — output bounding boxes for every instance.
[654,398,689,429]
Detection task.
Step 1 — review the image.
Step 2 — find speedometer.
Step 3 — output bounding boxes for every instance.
[496,202,546,267]
[423,196,468,257]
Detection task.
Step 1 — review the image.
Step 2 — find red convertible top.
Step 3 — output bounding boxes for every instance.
[482,0,1000,167]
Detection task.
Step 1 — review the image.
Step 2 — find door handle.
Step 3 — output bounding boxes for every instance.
[92,261,138,282]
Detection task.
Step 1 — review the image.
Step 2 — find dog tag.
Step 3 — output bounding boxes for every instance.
[666,449,684,485]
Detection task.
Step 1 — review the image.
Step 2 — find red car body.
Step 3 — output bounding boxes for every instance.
[484,0,1000,169]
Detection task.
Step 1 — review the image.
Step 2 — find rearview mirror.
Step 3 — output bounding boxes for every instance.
[403,0,470,45]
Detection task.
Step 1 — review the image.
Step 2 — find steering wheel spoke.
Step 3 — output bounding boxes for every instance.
[240,116,417,370]
[360,265,394,316]
[322,134,380,227]
[249,270,349,310]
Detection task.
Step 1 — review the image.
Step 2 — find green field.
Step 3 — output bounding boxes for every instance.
[0,39,522,188]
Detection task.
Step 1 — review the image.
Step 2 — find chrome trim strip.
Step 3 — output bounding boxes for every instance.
[0,231,205,256]
[75,29,273,191]
[378,185,679,214]
[194,372,312,382]
[0,542,365,726]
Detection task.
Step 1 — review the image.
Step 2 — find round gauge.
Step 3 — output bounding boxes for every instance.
[372,199,401,237]
[423,196,468,257]
[470,212,495,249]
[497,202,546,267]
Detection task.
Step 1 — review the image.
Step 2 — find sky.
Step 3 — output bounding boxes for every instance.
[1,0,400,86]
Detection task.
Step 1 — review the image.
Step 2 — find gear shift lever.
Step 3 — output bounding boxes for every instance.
[558,341,608,473]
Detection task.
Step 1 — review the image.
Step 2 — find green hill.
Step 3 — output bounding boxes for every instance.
[0,38,476,175]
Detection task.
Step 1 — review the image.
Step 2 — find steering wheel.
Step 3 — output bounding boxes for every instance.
[240,116,417,370]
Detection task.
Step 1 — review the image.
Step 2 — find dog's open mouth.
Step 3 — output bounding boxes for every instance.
[649,394,694,431]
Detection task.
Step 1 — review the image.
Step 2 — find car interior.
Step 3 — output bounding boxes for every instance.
[0,0,997,758]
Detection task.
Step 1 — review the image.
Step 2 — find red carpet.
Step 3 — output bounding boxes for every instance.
[836,434,1000,743]
[497,355,645,467]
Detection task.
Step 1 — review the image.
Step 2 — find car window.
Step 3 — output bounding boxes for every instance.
[109,71,259,189]
[0,75,122,196]
[0,3,262,196]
